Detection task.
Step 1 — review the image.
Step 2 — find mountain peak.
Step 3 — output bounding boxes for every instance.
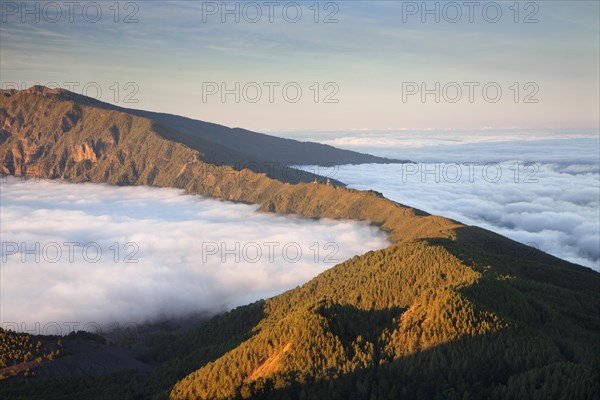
[1,85,73,98]
[24,85,65,95]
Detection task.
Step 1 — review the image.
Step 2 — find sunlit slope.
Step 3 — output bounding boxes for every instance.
[1,87,598,399]
[0,88,459,243]
[170,240,599,399]
[4,88,597,258]
[0,86,404,171]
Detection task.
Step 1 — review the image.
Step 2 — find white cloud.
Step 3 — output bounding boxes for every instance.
[285,130,600,165]
[296,131,599,271]
[0,178,389,332]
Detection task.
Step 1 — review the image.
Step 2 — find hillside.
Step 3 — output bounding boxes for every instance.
[0,86,405,175]
[168,240,600,399]
[0,86,598,399]
[0,86,463,243]
[1,240,598,399]
[2,87,597,251]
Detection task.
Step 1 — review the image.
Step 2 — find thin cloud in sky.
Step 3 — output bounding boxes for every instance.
[1,1,597,130]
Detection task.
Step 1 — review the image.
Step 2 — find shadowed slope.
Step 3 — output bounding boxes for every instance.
[169,240,599,399]
[0,86,406,169]
[0,88,461,244]
[2,88,596,264]
[0,87,598,400]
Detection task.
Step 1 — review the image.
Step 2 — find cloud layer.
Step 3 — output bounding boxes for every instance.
[296,130,600,271]
[286,130,600,165]
[0,178,389,332]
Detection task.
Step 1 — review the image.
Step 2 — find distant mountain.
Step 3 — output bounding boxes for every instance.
[0,86,598,400]
[0,86,407,186]
[0,85,458,243]
[127,109,406,167]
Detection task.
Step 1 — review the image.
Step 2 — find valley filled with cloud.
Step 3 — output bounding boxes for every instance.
[0,178,389,331]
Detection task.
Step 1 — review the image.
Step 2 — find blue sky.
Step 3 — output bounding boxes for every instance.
[1,1,598,131]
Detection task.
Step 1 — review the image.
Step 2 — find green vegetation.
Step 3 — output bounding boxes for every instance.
[169,240,599,400]
[1,88,598,399]
[1,240,597,399]
[0,89,461,244]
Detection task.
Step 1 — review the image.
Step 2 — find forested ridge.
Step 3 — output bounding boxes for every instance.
[0,88,598,399]
[1,240,598,399]
[168,240,599,400]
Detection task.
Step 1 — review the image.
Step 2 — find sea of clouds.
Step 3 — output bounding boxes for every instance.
[292,129,600,271]
[1,129,597,336]
[0,178,389,333]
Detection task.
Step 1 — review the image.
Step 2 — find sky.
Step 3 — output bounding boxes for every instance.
[1,0,599,131]
[0,178,389,329]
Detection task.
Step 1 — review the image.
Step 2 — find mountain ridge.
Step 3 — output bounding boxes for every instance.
[0,86,598,399]
[169,238,600,399]
[1,86,409,169]
[0,87,594,271]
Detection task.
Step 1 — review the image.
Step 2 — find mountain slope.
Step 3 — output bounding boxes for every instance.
[1,239,598,399]
[2,87,597,255]
[129,111,406,167]
[1,86,405,172]
[0,86,462,243]
[168,239,600,399]
[0,86,598,399]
